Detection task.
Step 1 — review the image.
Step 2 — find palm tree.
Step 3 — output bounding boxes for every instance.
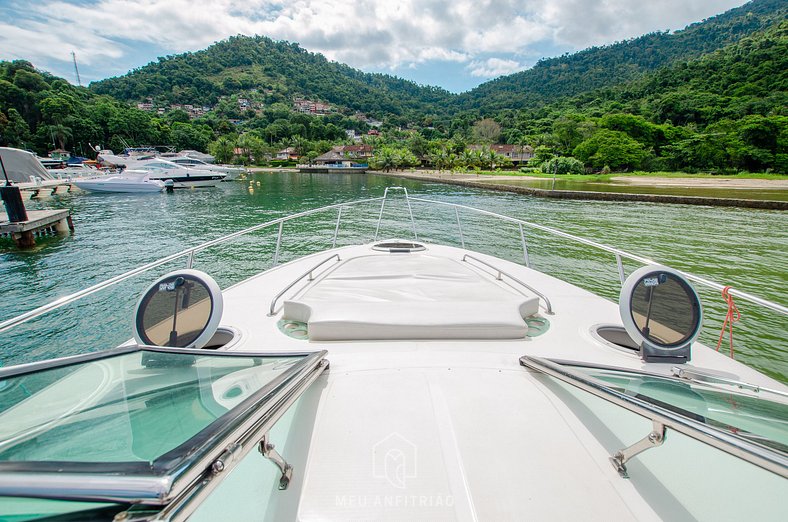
[48,123,72,150]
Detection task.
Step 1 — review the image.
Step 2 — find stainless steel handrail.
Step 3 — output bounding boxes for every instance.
[462,254,553,314]
[1,191,785,335]
[409,197,788,316]
[268,254,342,316]
[375,186,418,241]
[671,366,788,398]
[520,356,788,479]
[0,197,383,333]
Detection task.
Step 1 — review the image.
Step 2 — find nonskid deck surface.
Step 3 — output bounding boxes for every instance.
[192,242,787,521]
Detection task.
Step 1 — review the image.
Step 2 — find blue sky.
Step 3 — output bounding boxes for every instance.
[0,0,747,93]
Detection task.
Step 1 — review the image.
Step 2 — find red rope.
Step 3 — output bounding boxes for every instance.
[716,286,740,358]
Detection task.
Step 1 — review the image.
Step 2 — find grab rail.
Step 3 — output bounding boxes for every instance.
[520,356,788,479]
[409,197,788,317]
[0,197,383,334]
[463,254,553,314]
[268,254,342,316]
[375,186,417,241]
[1,190,785,336]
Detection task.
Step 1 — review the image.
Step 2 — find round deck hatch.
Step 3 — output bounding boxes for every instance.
[620,265,702,363]
[134,269,223,349]
[372,240,426,252]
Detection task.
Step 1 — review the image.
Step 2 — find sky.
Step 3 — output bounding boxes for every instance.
[0,0,748,93]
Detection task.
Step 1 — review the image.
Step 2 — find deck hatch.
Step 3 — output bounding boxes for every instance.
[0,346,328,508]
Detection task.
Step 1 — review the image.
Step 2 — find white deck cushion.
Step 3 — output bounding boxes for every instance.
[283,254,539,340]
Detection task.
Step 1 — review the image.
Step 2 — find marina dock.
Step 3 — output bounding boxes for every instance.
[16,179,74,199]
[0,209,74,248]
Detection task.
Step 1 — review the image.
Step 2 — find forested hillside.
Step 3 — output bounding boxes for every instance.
[490,21,788,173]
[454,0,786,114]
[0,60,225,155]
[90,36,453,125]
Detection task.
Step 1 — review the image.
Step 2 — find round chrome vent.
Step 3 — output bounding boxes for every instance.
[372,240,426,253]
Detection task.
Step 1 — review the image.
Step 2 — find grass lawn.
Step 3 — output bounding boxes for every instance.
[482,170,788,181]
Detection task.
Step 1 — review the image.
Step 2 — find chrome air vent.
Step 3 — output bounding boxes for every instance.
[372,240,426,253]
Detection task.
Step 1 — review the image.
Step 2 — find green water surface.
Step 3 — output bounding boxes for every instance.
[478,178,788,201]
[1,172,786,382]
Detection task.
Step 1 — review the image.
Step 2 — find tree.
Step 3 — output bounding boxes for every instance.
[541,156,585,175]
[471,118,501,143]
[209,136,235,164]
[0,108,31,147]
[47,123,72,150]
[573,130,651,171]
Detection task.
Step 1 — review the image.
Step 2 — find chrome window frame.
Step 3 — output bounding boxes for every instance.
[520,356,788,479]
[0,346,328,506]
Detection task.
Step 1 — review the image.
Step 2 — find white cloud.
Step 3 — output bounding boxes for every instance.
[0,0,748,83]
[467,58,525,78]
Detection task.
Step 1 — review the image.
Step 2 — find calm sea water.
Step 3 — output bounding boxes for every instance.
[1,172,786,382]
[478,178,788,201]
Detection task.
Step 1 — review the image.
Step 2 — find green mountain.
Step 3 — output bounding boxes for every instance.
[453,0,787,114]
[89,0,785,123]
[496,21,788,172]
[1,0,785,172]
[90,36,454,124]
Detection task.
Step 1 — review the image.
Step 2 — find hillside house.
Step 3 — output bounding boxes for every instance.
[337,144,374,159]
[468,144,534,164]
[276,147,299,161]
[293,98,332,115]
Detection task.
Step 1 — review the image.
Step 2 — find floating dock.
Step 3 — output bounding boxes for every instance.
[0,209,74,248]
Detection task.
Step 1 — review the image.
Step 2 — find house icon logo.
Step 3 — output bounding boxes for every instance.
[372,432,417,489]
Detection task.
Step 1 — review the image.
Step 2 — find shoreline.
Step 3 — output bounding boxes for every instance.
[246,167,787,209]
[365,170,788,210]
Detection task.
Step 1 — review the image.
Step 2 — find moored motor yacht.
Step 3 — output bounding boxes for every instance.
[97,154,226,188]
[0,189,785,521]
[133,159,226,188]
[72,170,165,193]
[167,156,246,180]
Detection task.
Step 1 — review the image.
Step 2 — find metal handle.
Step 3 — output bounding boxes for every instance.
[268,254,341,316]
[463,254,553,314]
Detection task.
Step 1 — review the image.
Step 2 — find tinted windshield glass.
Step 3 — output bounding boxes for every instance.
[0,350,300,464]
[578,367,788,452]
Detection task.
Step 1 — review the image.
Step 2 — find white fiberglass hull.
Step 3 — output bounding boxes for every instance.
[145,174,225,188]
[73,178,164,193]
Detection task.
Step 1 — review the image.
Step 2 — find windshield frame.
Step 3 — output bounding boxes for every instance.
[0,345,328,505]
[519,356,788,479]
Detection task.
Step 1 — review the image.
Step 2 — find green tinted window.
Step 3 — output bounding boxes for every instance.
[0,350,299,465]
[579,368,788,452]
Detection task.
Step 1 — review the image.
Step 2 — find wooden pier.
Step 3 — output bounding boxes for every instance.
[16,179,74,200]
[0,209,74,248]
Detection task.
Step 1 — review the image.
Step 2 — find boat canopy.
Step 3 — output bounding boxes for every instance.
[0,147,54,183]
[0,346,328,512]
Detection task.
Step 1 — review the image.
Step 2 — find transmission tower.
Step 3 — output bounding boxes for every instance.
[71,51,81,86]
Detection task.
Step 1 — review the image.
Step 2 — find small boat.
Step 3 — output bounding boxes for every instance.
[73,170,165,193]
[0,188,785,520]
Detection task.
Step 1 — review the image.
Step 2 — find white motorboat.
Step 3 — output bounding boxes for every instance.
[0,188,785,521]
[97,155,226,188]
[167,156,246,180]
[73,170,165,193]
[125,159,226,188]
